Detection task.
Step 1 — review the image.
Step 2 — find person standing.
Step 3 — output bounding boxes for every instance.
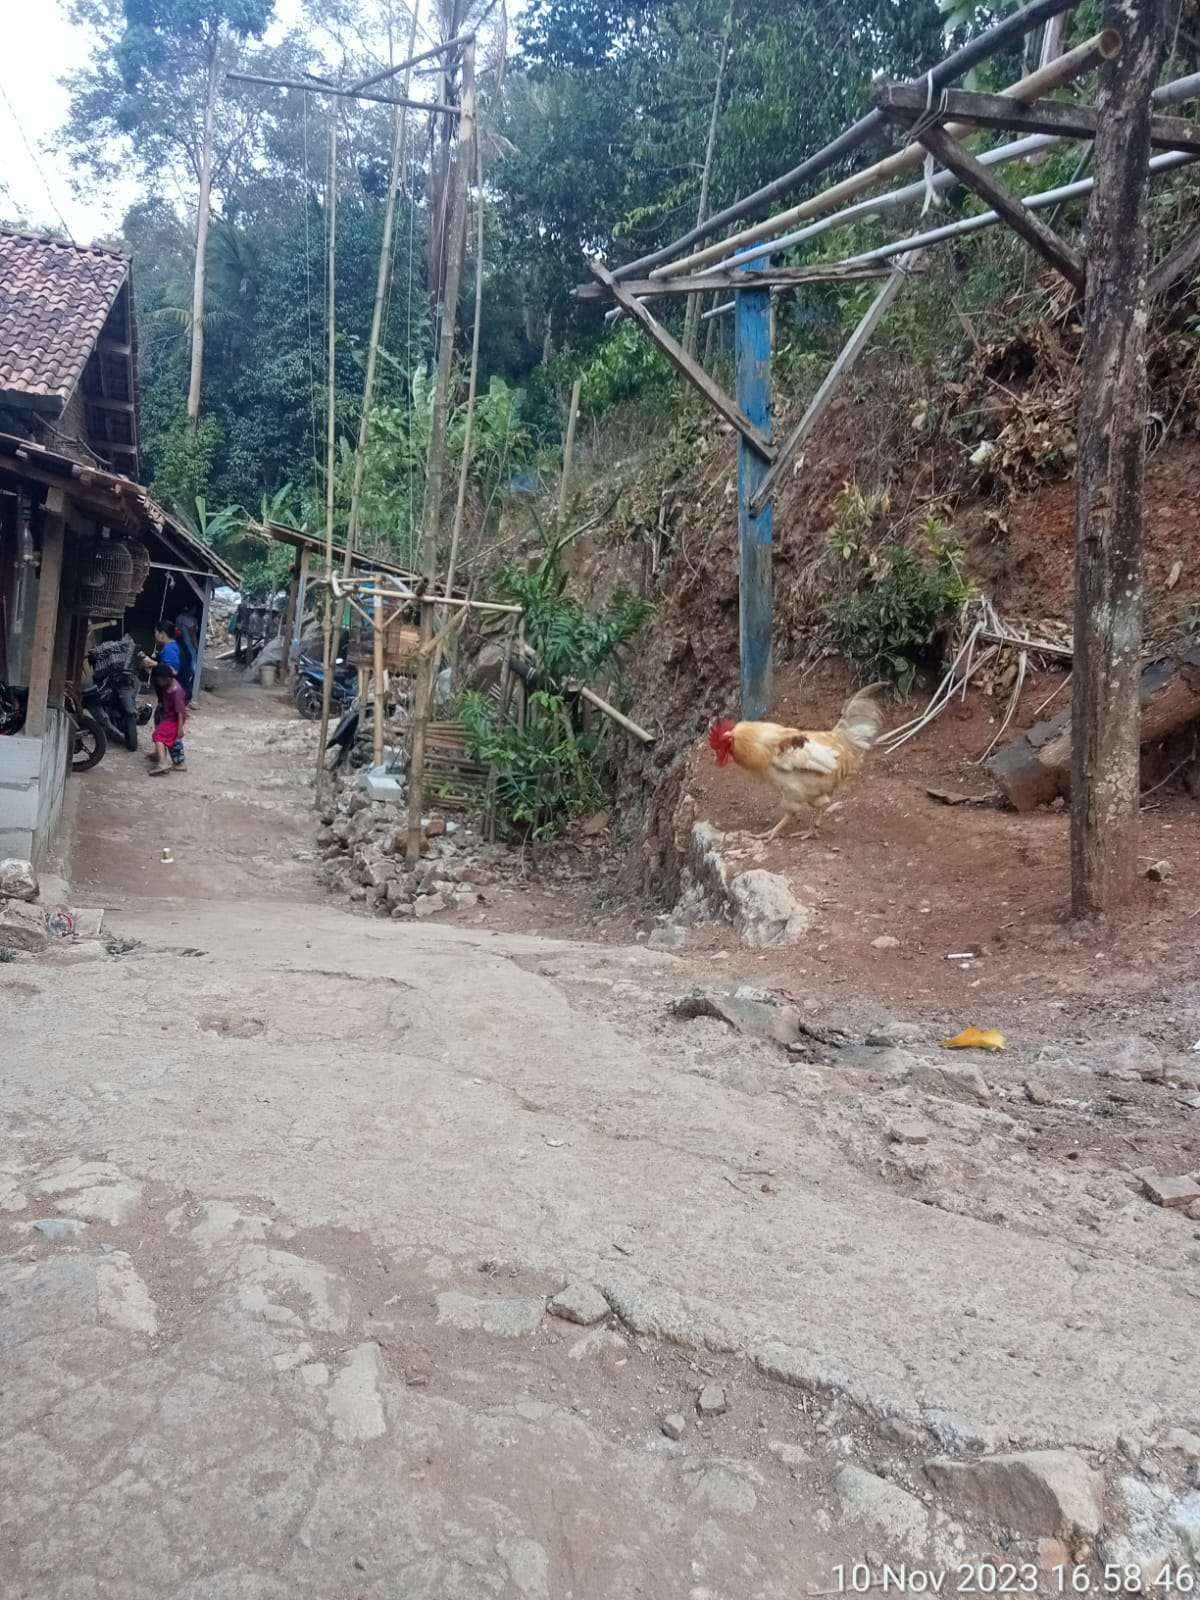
[148,664,188,776]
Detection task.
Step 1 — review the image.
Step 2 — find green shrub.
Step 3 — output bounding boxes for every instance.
[461,690,605,839]
[830,524,973,694]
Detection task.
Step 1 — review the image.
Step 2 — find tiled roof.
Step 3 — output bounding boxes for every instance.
[0,232,129,412]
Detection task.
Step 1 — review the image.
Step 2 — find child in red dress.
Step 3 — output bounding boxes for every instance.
[149,664,188,777]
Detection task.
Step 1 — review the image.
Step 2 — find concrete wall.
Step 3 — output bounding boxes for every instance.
[0,708,71,865]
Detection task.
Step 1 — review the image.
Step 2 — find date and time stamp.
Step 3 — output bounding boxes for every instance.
[815,1564,1200,1596]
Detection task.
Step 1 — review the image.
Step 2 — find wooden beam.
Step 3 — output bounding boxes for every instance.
[1150,224,1200,298]
[877,83,1200,154]
[98,339,132,358]
[735,263,774,718]
[576,262,896,300]
[82,394,136,415]
[910,122,1086,291]
[749,255,915,516]
[1070,0,1165,919]
[225,71,460,116]
[591,263,775,461]
[23,488,66,738]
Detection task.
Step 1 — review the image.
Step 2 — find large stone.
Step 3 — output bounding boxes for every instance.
[547,1283,609,1327]
[0,899,47,953]
[435,1292,543,1338]
[0,858,38,901]
[672,989,800,1047]
[728,870,811,948]
[413,893,447,919]
[836,1467,929,1554]
[909,1060,991,1106]
[924,1450,1103,1539]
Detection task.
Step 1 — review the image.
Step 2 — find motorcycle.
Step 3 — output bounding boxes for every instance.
[294,649,358,721]
[89,636,148,752]
[0,681,107,773]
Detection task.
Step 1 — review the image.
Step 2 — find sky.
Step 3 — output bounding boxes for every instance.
[0,0,305,245]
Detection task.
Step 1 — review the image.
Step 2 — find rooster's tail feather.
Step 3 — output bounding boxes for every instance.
[834,682,888,752]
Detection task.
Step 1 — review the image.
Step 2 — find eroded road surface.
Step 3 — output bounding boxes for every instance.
[4,674,1200,1598]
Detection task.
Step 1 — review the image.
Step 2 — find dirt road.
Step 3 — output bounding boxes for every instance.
[3,672,1200,1597]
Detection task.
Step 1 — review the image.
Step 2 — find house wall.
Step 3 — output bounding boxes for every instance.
[0,706,68,864]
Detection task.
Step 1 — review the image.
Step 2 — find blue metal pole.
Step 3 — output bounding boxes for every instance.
[735,258,773,718]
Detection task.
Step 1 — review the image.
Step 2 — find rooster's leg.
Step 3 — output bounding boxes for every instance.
[761,810,802,843]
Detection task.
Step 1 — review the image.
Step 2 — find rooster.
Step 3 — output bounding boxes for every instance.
[707,683,888,843]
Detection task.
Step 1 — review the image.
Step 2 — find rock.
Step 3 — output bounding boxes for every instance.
[888,1119,930,1146]
[0,858,39,901]
[1163,1430,1200,1462]
[1187,1200,1200,1222]
[31,1217,86,1240]
[390,904,415,920]
[672,989,800,1047]
[728,870,811,948]
[1097,1036,1161,1083]
[697,1384,728,1417]
[1024,1079,1054,1106]
[413,893,447,919]
[1145,860,1174,882]
[1140,1172,1200,1209]
[424,816,446,838]
[662,1413,687,1441]
[836,1467,929,1555]
[1037,1538,1071,1571]
[685,1461,760,1515]
[866,1020,924,1047]
[871,935,900,951]
[924,1450,1104,1539]
[365,861,395,889]
[450,889,477,912]
[547,1283,609,1327]
[0,899,47,953]
[648,925,688,952]
[767,1440,810,1470]
[384,879,410,906]
[435,1292,543,1338]
[909,1060,991,1106]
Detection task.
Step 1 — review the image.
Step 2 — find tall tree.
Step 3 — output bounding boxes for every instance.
[58,0,276,431]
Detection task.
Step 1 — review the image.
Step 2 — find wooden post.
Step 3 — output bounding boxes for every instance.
[407,40,475,862]
[316,121,339,801]
[1071,0,1165,920]
[556,377,583,532]
[193,576,210,696]
[281,549,302,664]
[372,589,386,769]
[735,259,773,718]
[291,545,311,664]
[24,488,66,738]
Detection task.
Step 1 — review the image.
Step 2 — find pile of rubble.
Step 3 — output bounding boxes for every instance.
[0,858,105,960]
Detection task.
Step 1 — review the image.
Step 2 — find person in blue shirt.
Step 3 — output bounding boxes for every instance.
[153,625,183,676]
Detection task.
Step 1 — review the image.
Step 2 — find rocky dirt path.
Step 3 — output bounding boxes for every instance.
[3,671,1200,1598]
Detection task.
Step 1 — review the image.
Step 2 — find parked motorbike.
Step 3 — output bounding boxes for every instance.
[0,682,107,773]
[294,650,358,721]
[66,687,107,772]
[89,636,147,752]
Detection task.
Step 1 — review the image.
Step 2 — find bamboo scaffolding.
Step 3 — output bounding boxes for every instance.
[652,29,1120,283]
[315,122,339,803]
[613,0,1077,280]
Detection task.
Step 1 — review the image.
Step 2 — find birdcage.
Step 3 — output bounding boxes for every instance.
[70,535,133,618]
[122,538,151,606]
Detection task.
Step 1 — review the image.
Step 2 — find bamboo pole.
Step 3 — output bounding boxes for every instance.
[372,588,385,768]
[443,126,486,606]
[614,0,1077,281]
[343,0,422,579]
[315,121,339,803]
[653,31,1120,283]
[187,40,220,431]
[556,377,583,533]
[683,14,732,357]
[407,40,476,862]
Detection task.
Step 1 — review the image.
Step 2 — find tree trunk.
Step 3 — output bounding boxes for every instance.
[684,19,731,360]
[1070,0,1164,921]
[187,36,220,432]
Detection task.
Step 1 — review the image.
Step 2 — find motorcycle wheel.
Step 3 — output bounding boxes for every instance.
[294,677,323,720]
[122,711,139,752]
[71,711,107,773]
